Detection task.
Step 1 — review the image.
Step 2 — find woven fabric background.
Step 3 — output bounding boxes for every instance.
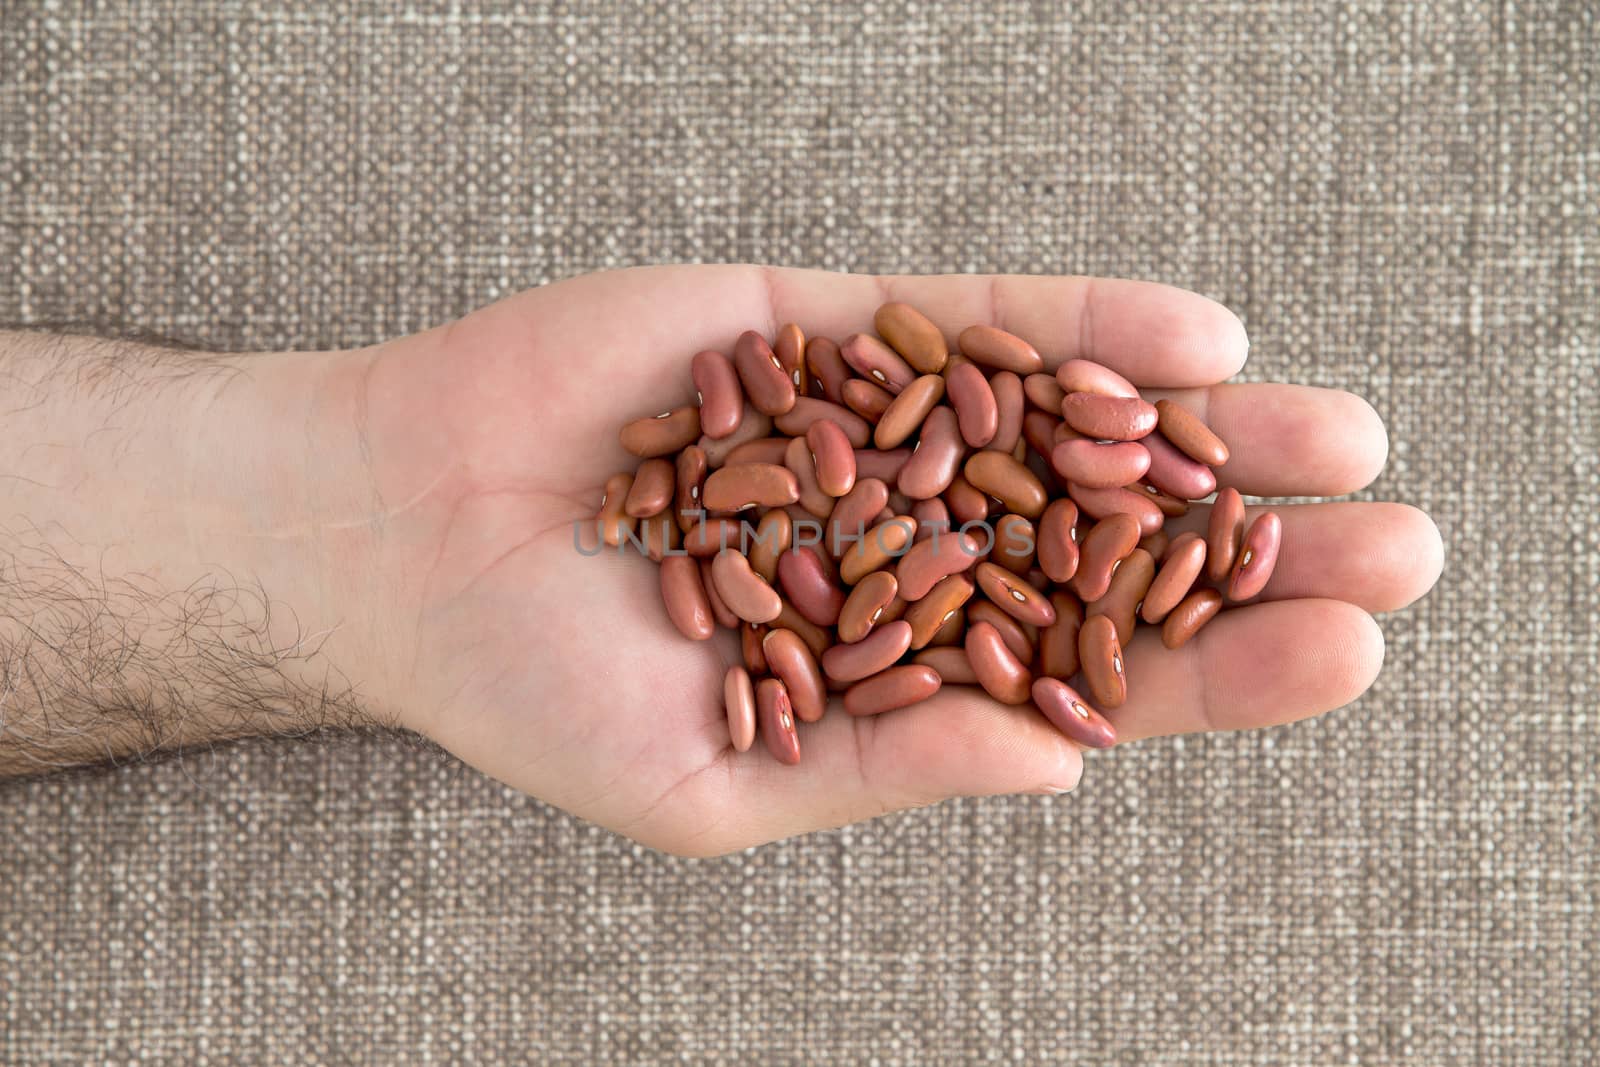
[2,2,1595,1063]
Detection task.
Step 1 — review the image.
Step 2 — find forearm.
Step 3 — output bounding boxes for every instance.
[0,329,389,776]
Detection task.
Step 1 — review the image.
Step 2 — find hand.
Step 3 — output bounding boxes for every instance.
[335,266,1441,855]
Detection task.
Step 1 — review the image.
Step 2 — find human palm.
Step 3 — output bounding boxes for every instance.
[351,265,1442,855]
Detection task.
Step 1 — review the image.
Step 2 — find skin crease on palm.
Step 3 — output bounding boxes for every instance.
[330,265,1443,857]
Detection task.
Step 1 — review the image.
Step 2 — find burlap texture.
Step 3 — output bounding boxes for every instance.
[2,2,1595,1063]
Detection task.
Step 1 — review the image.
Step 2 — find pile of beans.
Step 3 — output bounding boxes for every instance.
[595,303,1281,765]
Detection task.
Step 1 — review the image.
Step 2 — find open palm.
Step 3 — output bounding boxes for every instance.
[348,265,1442,855]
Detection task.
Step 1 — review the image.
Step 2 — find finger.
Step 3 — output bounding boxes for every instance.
[1166,502,1444,614]
[708,686,1087,849]
[1108,598,1385,743]
[760,267,1249,387]
[497,264,1248,391]
[1141,383,1390,497]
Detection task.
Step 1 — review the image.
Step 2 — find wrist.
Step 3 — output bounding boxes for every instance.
[182,343,414,731]
[0,331,400,772]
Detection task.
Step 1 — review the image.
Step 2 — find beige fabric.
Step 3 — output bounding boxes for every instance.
[2,3,1595,1063]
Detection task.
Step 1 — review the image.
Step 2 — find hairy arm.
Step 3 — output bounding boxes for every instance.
[0,329,386,776]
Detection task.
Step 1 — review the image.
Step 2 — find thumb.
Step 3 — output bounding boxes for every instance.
[669,689,1087,855]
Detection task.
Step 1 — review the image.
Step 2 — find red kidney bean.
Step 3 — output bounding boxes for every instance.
[838,570,899,643]
[784,436,834,518]
[943,472,991,526]
[701,558,741,629]
[778,546,846,627]
[1162,530,1202,562]
[875,301,949,373]
[1067,482,1165,537]
[598,472,639,547]
[839,515,918,584]
[774,323,808,395]
[1138,528,1170,561]
[1031,677,1116,749]
[910,496,951,543]
[733,330,797,416]
[673,446,708,531]
[925,604,967,647]
[703,462,801,512]
[684,517,747,557]
[756,678,801,764]
[1142,534,1207,623]
[985,372,1025,453]
[775,397,874,448]
[1141,431,1217,500]
[1060,393,1158,441]
[1078,615,1127,709]
[1055,358,1139,399]
[1087,548,1155,645]
[774,599,832,662]
[1023,373,1067,412]
[875,374,946,449]
[691,349,745,439]
[638,514,679,561]
[966,600,1036,663]
[724,667,757,752]
[699,405,774,467]
[1049,438,1151,490]
[1021,410,1063,459]
[964,451,1047,518]
[911,647,979,685]
[621,406,702,458]
[1227,511,1282,601]
[658,555,715,641]
[964,620,1034,704]
[844,665,942,716]
[841,332,918,393]
[748,510,792,583]
[623,458,675,518]
[1036,498,1081,584]
[821,620,914,682]
[1037,591,1085,678]
[1162,588,1223,649]
[805,336,852,403]
[1206,487,1246,582]
[990,513,1036,575]
[905,572,976,648]
[723,437,792,467]
[897,406,966,500]
[957,324,1044,374]
[1155,398,1230,466]
[806,419,858,498]
[842,378,894,422]
[895,529,983,600]
[975,562,1057,628]
[1073,513,1141,601]
[946,361,999,447]
[763,627,828,723]
[1131,480,1190,517]
[854,446,912,485]
[712,549,783,624]
[828,478,891,558]
[743,623,768,673]
[808,535,841,585]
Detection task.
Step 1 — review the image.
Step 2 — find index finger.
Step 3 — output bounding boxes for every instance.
[759,267,1250,387]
